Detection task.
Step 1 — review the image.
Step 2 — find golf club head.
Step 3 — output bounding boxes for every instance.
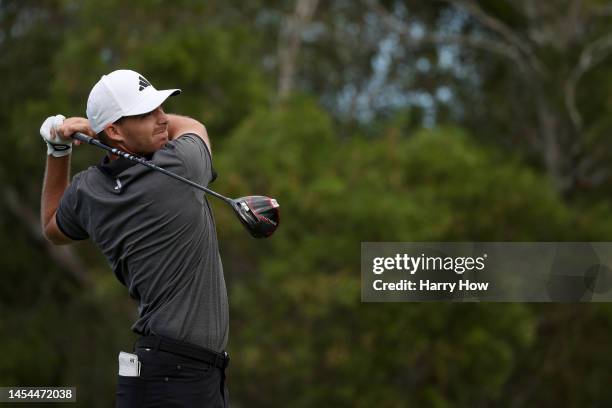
[231,195,280,238]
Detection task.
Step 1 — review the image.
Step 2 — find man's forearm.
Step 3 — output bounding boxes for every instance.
[166,113,210,152]
[41,155,71,231]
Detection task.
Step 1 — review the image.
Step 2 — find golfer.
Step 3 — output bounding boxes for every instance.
[39,69,229,407]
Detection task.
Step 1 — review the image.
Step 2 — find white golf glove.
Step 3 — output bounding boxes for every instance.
[40,114,72,157]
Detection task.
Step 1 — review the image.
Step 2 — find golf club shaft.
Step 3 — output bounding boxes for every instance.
[72,132,232,204]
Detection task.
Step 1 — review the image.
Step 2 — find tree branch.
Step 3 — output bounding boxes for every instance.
[588,4,612,18]
[277,0,320,101]
[572,150,611,186]
[562,0,583,48]
[565,32,612,130]
[3,186,92,288]
[363,0,530,73]
[444,0,547,76]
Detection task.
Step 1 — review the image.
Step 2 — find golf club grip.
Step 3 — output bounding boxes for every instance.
[72,132,93,144]
[71,132,232,204]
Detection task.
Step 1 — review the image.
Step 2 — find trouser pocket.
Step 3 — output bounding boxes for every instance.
[116,375,145,408]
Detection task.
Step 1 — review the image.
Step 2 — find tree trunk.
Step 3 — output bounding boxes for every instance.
[277,0,319,101]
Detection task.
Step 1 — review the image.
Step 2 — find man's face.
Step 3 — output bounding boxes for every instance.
[113,106,169,155]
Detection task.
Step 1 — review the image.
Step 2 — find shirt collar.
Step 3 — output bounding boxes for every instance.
[96,153,153,178]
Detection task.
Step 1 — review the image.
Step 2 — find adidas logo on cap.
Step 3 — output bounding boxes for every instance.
[138,75,151,91]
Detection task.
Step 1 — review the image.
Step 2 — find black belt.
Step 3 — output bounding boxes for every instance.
[136,335,230,370]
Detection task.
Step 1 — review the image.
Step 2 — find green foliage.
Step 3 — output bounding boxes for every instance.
[213,99,604,406]
[52,0,271,137]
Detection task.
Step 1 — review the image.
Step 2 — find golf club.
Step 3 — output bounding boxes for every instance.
[72,132,280,238]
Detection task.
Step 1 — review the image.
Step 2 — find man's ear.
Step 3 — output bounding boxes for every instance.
[104,123,125,144]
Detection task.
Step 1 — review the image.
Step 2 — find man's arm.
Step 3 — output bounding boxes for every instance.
[40,116,95,245]
[41,155,73,245]
[167,114,211,154]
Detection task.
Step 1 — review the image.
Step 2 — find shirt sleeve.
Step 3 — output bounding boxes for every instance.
[56,173,90,241]
[168,133,216,186]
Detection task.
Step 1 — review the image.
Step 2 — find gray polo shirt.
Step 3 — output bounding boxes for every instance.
[56,134,228,352]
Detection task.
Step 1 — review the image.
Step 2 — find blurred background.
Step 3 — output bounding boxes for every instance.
[2,0,612,406]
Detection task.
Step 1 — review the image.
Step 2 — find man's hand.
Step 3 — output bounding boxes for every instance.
[40,115,70,157]
[40,116,96,157]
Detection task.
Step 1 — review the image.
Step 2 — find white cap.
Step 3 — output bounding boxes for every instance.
[86,69,181,133]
